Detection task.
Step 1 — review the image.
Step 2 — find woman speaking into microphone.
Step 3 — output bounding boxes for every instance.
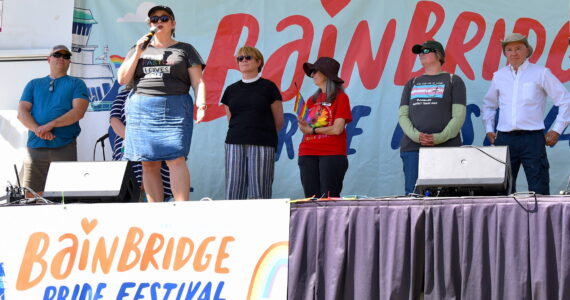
[118,5,206,202]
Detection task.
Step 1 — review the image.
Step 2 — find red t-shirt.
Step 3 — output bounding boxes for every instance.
[298,91,352,156]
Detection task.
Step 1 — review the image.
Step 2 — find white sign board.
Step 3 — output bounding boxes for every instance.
[0,200,290,299]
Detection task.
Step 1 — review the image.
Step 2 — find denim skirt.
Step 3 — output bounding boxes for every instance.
[123,93,193,161]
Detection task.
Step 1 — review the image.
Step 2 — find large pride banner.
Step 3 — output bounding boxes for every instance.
[71,0,570,198]
[0,200,290,299]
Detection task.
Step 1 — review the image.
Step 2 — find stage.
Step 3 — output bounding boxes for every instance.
[1,195,569,299]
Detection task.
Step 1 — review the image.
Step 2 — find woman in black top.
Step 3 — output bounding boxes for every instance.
[220,46,284,199]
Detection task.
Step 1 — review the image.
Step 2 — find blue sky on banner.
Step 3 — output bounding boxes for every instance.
[75,0,570,198]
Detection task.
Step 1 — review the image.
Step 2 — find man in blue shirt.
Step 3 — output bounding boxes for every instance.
[17,45,89,194]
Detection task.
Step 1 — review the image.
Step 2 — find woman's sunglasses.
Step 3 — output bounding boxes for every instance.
[149,15,171,23]
[52,52,71,60]
[236,55,252,62]
[419,48,436,55]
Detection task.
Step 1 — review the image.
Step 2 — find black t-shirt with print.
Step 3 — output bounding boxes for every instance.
[221,78,282,148]
[126,42,205,96]
[399,73,466,152]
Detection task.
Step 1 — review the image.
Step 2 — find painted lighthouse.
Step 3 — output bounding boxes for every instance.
[70,7,120,111]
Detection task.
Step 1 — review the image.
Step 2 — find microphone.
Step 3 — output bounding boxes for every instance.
[141,27,157,50]
[96,133,109,143]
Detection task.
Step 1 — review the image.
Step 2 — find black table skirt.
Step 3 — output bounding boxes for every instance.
[288,196,570,300]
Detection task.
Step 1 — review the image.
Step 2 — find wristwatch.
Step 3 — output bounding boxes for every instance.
[312,127,317,135]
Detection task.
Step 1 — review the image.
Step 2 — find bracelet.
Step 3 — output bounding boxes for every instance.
[197,104,207,110]
[312,127,317,135]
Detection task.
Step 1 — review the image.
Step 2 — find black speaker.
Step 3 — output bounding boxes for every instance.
[43,161,140,203]
[415,146,512,196]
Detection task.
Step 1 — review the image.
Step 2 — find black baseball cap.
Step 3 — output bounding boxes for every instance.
[148,5,175,20]
[412,40,445,57]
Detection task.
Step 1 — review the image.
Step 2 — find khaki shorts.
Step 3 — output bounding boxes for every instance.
[23,141,77,192]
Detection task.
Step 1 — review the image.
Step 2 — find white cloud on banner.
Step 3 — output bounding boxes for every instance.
[117,1,155,23]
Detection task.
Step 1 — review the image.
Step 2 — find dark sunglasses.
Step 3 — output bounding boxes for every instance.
[149,15,171,23]
[49,79,55,92]
[52,52,71,60]
[419,48,436,55]
[236,55,252,62]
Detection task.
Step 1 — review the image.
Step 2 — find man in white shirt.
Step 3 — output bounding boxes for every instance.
[482,33,570,195]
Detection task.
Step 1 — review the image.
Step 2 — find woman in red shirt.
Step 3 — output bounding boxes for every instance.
[297,57,352,198]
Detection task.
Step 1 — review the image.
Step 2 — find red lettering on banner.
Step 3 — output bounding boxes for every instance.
[179,0,570,123]
[202,14,260,122]
[317,25,338,58]
[341,19,396,89]
[445,12,486,80]
[394,1,445,85]
[513,18,547,63]
[482,19,505,80]
[546,22,570,82]
[264,15,314,101]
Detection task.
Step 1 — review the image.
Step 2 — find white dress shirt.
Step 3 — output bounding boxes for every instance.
[482,60,570,134]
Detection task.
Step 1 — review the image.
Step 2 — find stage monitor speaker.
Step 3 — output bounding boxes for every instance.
[415,146,512,196]
[43,161,140,203]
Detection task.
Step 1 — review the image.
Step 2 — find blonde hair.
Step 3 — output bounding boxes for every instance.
[237,46,264,73]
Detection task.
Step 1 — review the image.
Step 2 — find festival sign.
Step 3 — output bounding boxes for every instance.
[0,200,290,299]
[72,0,570,198]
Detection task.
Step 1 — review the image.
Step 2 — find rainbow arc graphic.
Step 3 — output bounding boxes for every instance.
[247,241,289,299]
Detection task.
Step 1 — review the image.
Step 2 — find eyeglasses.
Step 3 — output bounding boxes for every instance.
[149,15,171,23]
[419,48,436,55]
[49,79,55,92]
[52,52,71,60]
[236,55,252,62]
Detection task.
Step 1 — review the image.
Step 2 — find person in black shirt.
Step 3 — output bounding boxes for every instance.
[117,5,206,202]
[220,46,284,199]
[399,40,466,195]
